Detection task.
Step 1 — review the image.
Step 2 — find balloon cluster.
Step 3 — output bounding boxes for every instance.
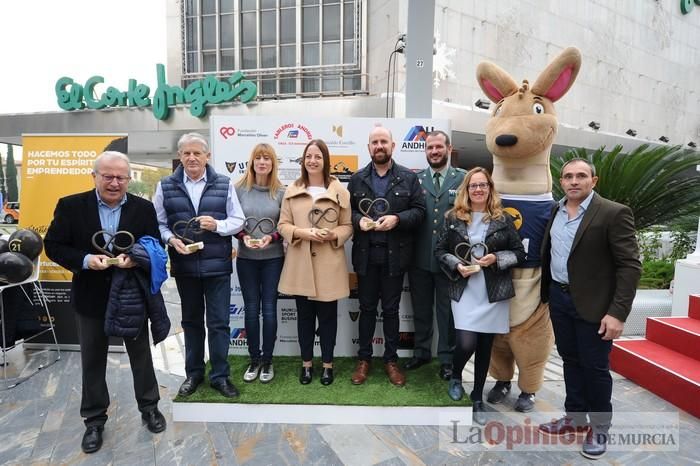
[0,229,44,284]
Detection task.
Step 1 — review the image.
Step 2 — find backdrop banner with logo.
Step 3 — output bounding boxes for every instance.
[210,116,449,357]
[20,134,126,349]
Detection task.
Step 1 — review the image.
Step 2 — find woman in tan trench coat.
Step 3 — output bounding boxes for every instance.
[278,139,353,386]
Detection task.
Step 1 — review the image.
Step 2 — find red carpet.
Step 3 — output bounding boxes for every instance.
[690,294,700,319]
[611,294,700,418]
[646,317,700,359]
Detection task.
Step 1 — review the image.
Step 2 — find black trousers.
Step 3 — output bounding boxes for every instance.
[76,313,160,428]
[295,296,338,364]
[408,267,454,364]
[549,283,613,429]
[357,258,404,363]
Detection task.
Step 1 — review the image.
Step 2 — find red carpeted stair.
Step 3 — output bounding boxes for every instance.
[611,294,700,418]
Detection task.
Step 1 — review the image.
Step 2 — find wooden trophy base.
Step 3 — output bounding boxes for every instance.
[185,242,204,252]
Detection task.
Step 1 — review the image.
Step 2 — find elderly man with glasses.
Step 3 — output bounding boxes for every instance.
[45,151,167,454]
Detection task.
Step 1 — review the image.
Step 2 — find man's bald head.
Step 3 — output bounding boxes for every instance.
[369,125,393,142]
[368,126,395,166]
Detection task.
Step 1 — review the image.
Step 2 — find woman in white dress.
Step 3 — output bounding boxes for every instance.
[435,167,525,425]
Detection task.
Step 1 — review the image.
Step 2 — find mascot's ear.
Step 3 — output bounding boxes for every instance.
[476,62,519,103]
[531,47,582,102]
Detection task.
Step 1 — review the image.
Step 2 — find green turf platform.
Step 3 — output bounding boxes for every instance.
[172,356,473,425]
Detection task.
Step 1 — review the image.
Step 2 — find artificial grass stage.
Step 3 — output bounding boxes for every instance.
[175,356,471,407]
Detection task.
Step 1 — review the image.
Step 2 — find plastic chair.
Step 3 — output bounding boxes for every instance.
[0,257,61,390]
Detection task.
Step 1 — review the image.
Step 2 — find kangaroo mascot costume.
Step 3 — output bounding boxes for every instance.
[476,47,582,411]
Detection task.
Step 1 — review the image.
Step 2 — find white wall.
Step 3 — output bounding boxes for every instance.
[369,0,700,145]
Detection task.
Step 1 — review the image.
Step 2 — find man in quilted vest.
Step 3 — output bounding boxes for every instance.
[153,132,245,399]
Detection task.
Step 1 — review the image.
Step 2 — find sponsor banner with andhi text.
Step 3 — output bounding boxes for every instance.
[210,116,448,356]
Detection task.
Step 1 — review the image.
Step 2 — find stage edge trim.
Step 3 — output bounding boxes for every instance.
[173,402,473,426]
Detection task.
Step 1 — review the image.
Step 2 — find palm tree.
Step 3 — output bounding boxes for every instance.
[551,145,700,230]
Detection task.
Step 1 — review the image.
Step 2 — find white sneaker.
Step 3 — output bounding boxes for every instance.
[243,361,261,382]
[259,363,274,383]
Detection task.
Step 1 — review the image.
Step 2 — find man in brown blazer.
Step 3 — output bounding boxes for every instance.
[538,158,641,460]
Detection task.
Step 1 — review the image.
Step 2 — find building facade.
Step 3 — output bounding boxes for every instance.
[0,0,698,164]
[163,0,699,150]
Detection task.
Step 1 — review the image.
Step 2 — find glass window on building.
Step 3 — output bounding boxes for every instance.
[182,0,365,99]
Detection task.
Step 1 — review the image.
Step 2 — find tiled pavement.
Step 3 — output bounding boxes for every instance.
[0,281,698,465]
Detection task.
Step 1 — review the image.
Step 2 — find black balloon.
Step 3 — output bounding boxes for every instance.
[0,252,34,284]
[8,229,44,261]
[0,238,8,254]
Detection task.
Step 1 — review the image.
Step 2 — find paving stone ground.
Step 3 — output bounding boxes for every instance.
[0,280,697,465]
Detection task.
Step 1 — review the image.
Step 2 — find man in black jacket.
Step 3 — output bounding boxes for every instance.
[348,126,425,386]
[45,151,166,454]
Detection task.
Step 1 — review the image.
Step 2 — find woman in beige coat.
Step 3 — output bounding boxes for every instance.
[278,139,352,386]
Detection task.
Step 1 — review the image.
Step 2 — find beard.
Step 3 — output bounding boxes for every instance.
[371,150,391,165]
[427,154,448,169]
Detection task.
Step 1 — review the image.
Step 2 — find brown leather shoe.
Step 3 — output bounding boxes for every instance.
[351,360,370,385]
[384,362,406,387]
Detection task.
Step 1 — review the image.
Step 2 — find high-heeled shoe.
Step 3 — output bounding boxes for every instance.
[320,367,334,385]
[299,366,313,385]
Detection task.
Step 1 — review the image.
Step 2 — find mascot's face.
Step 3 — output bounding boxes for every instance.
[476,47,582,162]
[485,90,558,160]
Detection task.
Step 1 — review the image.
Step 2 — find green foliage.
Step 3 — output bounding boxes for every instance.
[0,152,6,200]
[126,167,171,199]
[669,229,695,261]
[639,260,674,290]
[551,145,700,229]
[6,145,18,202]
[176,356,470,407]
[127,180,149,197]
[637,224,694,288]
[668,214,700,234]
[637,229,663,261]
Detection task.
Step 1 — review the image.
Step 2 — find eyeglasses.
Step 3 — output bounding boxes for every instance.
[97,173,131,184]
[468,182,490,190]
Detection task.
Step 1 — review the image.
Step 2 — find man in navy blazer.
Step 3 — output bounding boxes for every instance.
[45,151,166,454]
[539,158,641,460]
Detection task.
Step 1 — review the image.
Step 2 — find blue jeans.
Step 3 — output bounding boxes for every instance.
[236,257,283,363]
[176,275,232,383]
